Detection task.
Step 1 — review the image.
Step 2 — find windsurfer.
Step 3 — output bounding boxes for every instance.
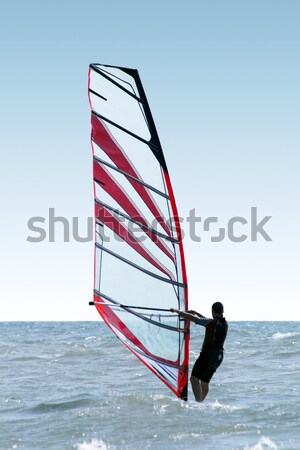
[171,302,228,402]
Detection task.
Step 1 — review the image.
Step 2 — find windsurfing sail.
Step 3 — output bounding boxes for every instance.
[88,64,189,400]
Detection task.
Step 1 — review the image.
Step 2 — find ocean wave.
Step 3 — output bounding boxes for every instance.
[1,322,300,450]
[8,353,63,362]
[29,397,95,413]
[272,332,300,340]
[243,436,277,450]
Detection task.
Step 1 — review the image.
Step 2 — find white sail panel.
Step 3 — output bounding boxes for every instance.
[88,63,189,399]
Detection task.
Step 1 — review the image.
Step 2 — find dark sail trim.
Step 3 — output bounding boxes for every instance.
[93,290,185,333]
[90,63,144,104]
[95,242,186,288]
[91,110,159,151]
[88,88,107,101]
[93,155,169,199]
[122,68,168,171]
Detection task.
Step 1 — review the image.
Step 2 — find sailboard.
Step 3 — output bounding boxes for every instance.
[88,64,189,400]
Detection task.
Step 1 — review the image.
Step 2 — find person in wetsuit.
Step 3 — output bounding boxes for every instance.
[171,302,228,402]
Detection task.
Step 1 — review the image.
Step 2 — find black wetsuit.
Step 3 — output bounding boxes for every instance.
[191,316,228,383]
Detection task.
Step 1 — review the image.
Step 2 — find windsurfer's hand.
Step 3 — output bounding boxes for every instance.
[170,308,179,314]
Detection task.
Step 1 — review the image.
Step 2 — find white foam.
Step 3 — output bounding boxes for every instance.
[170,432,202,441]
[210,399,239,412]
[244,436,277,450]
[185,399,239,412]
[76,439,110,450]
[272,332,300,340]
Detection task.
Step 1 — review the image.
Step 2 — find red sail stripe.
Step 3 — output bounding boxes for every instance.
[95,203,175,281]
[93,160,175,261]
[91,114,171,236]
[95,294,148,351]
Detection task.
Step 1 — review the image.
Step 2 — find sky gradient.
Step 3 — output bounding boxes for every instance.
[0,0,299,320]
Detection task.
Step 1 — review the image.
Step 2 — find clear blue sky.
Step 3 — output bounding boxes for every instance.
[0,0,299,320]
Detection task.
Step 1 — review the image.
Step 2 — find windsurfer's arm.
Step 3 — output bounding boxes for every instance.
[170,308,199,324]
[188,310,206,319]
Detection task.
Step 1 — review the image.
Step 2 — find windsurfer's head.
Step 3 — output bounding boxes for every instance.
[212,301,224,317]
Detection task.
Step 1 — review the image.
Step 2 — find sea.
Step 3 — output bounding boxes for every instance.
[0,321,299,450]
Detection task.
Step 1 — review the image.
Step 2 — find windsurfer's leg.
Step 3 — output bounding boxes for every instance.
[190,376,202,402]
[201,381,209,401]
